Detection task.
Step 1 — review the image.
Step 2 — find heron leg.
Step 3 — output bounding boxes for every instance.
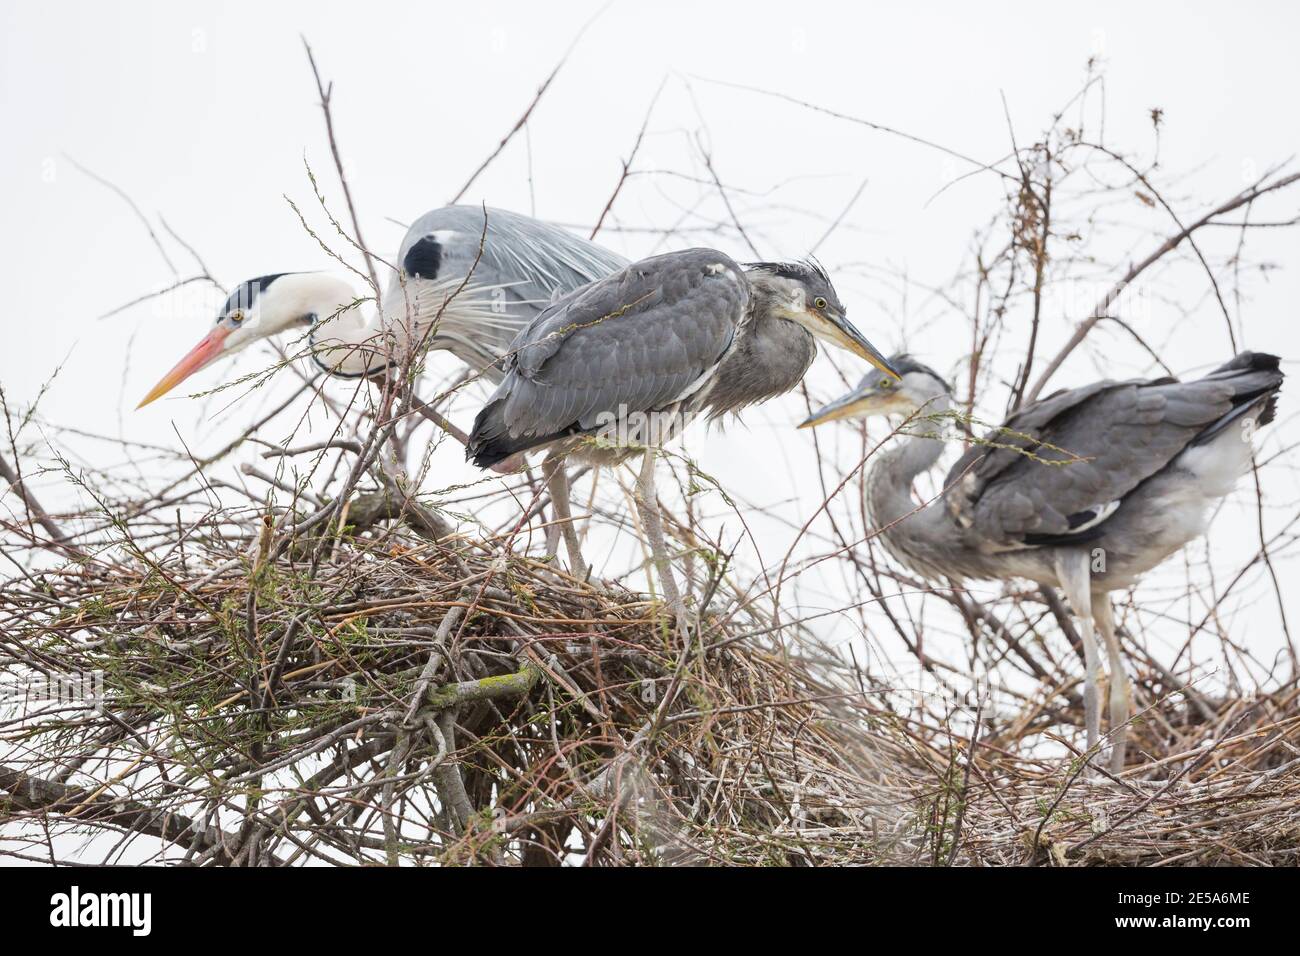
[1055,553,1101,764]
[542,452,587,580]
[633,447,685,625]
[543,520,561,563]
[540,454,561,560]
[1094,598,1130,773]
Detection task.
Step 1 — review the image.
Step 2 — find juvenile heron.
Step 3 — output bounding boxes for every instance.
[801,352,1284,771]
[467,248,898,612]
[136,205,628,406]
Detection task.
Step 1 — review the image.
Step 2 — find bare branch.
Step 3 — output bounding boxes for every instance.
[1025,169,1300,402]
[301,37,381,297]
[449,3,612,205]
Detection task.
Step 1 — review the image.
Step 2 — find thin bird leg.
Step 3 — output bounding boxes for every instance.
[1055,553,1101,763]
[543,518,561,565]
[1094,598,1130,773]
[542,459,563,564]
[542,451,587,580]
[541,457,561,561]
[633,446,685,624]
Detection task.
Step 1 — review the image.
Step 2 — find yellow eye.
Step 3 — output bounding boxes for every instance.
[879,378,894,389]
[813,296,828,310]
[228,309,245,325]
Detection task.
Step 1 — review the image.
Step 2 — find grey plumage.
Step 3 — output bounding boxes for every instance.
[943,354,1283,550]
[467,249,750,468]
[381,205,630,377]
[700,265,827,419]
[802,351,1285,770]
[467,247,895,611]
[467,252,885,468]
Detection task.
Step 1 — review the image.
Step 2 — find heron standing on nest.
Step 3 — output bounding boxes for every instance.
[467,248,898,618]
[800,352,1284,771]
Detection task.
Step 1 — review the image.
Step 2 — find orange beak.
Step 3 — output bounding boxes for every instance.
[136,326,230,409]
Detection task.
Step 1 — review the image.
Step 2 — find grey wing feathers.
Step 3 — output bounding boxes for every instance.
[387,205,629,358]
[947,352,1283,547]
[468,249,749,467]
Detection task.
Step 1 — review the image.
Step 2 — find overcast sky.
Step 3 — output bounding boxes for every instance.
[3,1,1298,684]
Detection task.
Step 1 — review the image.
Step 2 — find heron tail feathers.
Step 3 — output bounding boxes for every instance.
[1192,351,1284,446]
[466,399,572,469]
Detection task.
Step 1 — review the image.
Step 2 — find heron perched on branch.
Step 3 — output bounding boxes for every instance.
[136,205,628,407]
[800,352,1285,771]
[467,248,898,615]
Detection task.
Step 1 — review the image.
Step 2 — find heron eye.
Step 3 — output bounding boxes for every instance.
[228,309,245,326]
[879,378,894,389]
[813,296,828,310]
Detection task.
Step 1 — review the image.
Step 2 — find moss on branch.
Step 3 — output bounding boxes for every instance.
[424,664,542,710]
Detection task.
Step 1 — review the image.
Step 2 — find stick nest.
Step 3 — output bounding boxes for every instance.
[3,501,1297,867]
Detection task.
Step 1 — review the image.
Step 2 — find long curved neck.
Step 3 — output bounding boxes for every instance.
[865,400,954,577]
[338,274,513,382]
[867,433,946,528]
[380,274,511,382]
[275,275,388,378]
[706,308,816,417]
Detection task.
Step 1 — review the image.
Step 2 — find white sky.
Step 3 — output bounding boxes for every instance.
[3,0,1299,693]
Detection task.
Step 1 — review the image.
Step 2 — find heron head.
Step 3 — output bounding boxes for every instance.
[748,260,898,380]
[799,354,951,428]
[136,273,357,408]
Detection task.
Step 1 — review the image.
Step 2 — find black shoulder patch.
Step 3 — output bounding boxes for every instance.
[403,236,442,279]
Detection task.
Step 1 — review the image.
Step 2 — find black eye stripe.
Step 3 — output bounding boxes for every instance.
[220,274,288,316]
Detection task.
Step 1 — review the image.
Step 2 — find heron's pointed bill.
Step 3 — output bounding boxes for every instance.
[799,384,876,429]
[136,326,230,409]
[824,314,899,381]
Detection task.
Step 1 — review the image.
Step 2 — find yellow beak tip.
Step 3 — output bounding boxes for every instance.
[135,325,229,412]
[872,359,902,382]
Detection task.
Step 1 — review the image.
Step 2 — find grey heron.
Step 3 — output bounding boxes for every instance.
[800,352,1284,771]
[466,248,898,615]
[136,205,628,406]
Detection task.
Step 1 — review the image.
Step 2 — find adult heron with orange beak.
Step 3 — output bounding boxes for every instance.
[136,205,631,409]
